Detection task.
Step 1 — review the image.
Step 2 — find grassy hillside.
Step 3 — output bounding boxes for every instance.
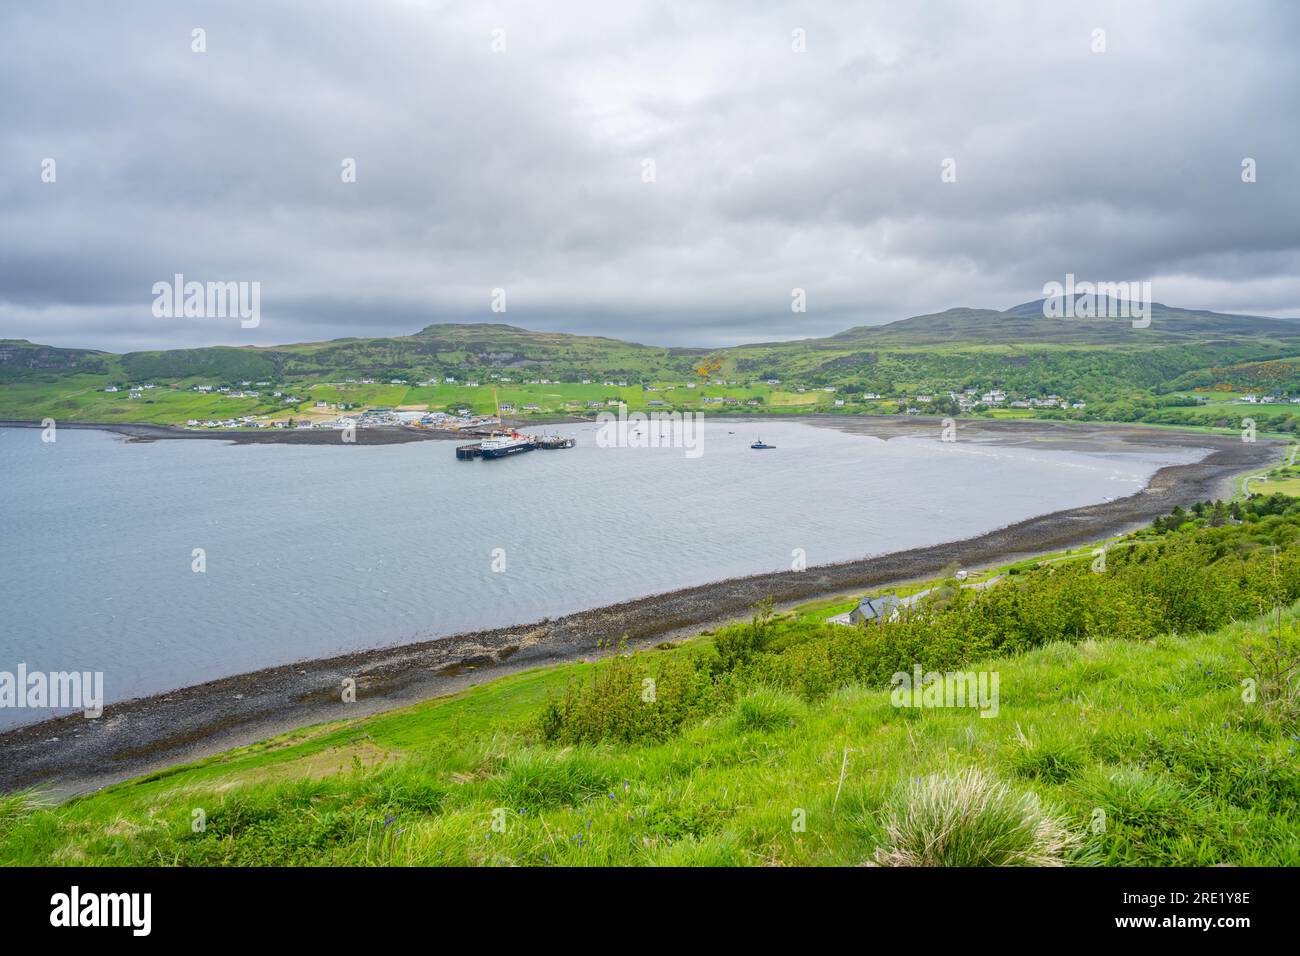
[3,499,1298,866]
[6,301,1300,432]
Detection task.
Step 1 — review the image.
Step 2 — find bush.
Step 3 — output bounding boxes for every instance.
[537,651,722,746]
[711,598,776,674]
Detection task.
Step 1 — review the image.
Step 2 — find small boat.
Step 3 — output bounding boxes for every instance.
[750,439,774,450]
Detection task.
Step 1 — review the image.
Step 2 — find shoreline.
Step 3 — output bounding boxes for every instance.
[0,418,1282,798]
[0,417,588,445]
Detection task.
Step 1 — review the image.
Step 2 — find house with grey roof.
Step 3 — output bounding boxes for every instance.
[849,593,902,626]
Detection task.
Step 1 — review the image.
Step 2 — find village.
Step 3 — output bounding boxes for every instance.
[87,373,1106,430]
[92,371,1300,433]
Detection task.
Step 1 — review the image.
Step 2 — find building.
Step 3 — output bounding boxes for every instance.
[848,593,901,626]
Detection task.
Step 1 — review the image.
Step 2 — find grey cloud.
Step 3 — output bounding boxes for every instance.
[1,0,1297,351]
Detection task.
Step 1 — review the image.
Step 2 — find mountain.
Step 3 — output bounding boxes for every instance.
[828,300,1300,346]
[4,301,1299,394]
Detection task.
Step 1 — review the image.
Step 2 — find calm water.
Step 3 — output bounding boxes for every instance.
[0,421,1201,726]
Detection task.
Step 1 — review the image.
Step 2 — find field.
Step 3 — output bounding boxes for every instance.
[0,375,869,425]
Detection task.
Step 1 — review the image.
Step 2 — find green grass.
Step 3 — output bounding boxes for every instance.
[0,375,860,425]
[1245,460,1300,497]
[5,501,1300,867]
[3,604,1296,866]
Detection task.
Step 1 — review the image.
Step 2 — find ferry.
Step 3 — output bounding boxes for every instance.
[456,390,576,459]
[479,432,536,459]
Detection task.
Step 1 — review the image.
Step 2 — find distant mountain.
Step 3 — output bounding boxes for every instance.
[5,300,1299,386]
[0,339,113,376]
[827,300,1300,346]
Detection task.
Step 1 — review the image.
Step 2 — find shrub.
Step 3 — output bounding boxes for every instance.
[711,597,777,674]
[536,652,722,745]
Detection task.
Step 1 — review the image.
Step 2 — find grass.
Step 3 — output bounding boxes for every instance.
[870,768,1079,866]
[1246,460,1300,497]
[2,607,1297,866]
[0,376,866,425]
[4,499,1299,867]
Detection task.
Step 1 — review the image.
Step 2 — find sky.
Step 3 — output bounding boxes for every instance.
[1,0,1298,352]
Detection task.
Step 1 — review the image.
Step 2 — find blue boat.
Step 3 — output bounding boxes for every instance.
[750,439,774,449]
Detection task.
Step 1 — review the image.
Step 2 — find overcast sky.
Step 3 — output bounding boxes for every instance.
[2,0,1297,352]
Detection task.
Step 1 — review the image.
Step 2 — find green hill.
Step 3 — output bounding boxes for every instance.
[6,300,1300,432]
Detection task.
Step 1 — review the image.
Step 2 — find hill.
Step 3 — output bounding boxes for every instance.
[6,300,1300,433]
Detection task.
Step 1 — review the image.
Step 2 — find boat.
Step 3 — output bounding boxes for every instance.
[459,432,575,459]
[480,432,536,458]
[750,439,775,449]
[534,434,577,450]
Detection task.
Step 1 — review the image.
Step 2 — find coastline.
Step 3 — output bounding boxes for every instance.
[0,417,587,445]
[0,417,1282,798]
